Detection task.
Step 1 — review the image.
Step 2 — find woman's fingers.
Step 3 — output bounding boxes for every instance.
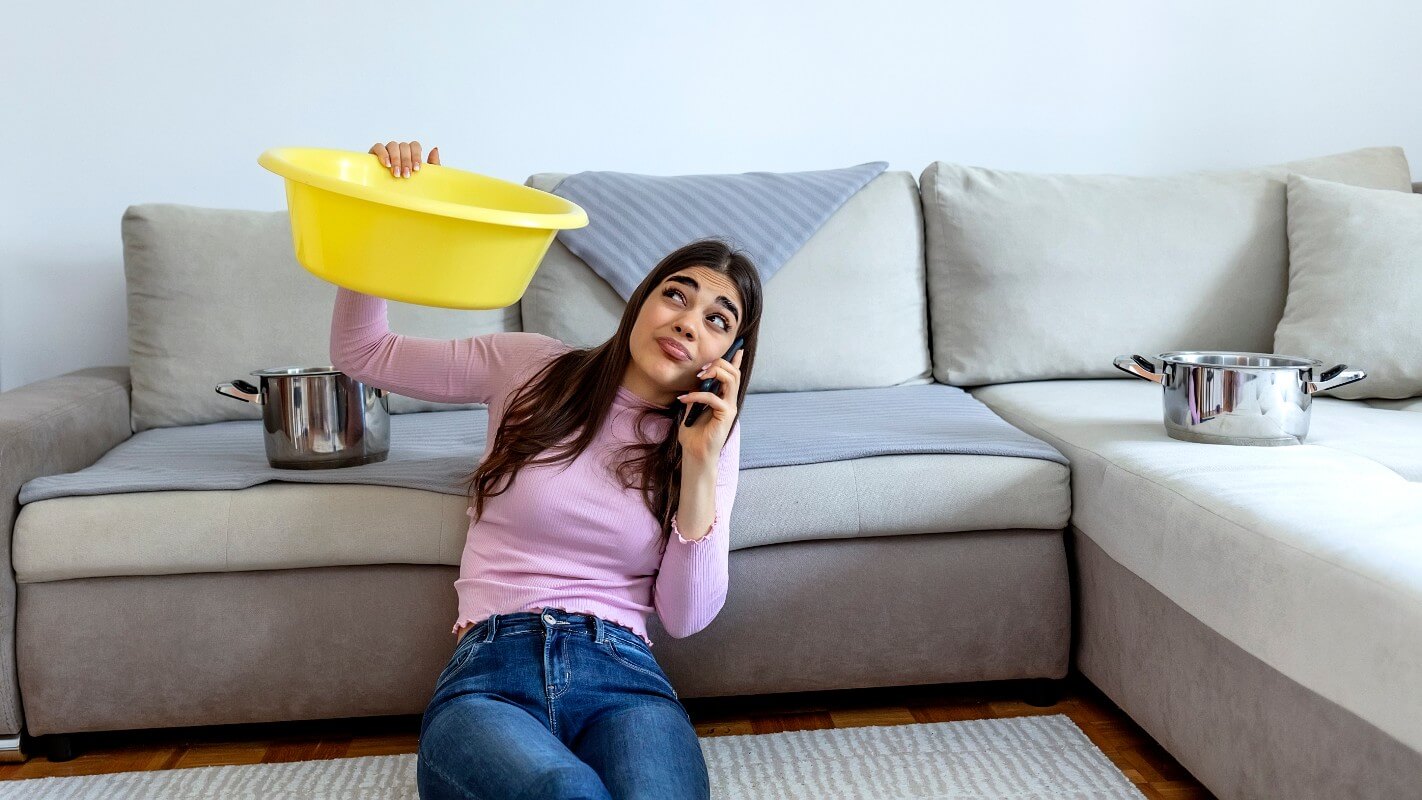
[677,391,727,409]
[697,361,741,390]
[385,141,402,176]
[373,140,436,176]
[702,359,740,379]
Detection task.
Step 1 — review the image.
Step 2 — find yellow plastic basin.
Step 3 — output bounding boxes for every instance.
[257,146,588,310]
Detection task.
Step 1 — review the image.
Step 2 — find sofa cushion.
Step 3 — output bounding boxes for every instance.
[122,204,520,433]
[1363,396,1422,413]
[11,451,1068,583]
[967,378,1422,754]
[518,171,933,393]
[920,146,1414,387]
[1272,174,1422,401]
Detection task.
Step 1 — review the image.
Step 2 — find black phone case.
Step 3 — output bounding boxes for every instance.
[683,337,745,427]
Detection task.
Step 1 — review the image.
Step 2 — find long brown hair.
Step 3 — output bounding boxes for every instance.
[460,238,763,554]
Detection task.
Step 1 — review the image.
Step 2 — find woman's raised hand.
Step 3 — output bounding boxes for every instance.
[369,140,440,178]
[676,349,745,467]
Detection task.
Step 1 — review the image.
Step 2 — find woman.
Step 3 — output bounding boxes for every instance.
[333,141,762,799]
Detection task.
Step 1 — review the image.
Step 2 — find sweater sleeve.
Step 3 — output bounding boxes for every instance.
[329,286,564,405]
[652,417,740,639]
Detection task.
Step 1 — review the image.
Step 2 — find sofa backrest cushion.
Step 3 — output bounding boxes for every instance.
[518,170,933,392]
[122,203,518,433]
[920,146,1414,387]
[1272,174,1422,401]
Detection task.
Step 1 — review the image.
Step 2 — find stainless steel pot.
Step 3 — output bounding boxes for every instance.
[215,366,391,469]
[1112,351,1367,446]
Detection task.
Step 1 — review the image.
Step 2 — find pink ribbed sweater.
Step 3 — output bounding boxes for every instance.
[329,288,740,648]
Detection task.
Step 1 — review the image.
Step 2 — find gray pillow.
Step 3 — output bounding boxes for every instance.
[1272,174,1422,400]
[122,203,519,433]
[920,146,1414,386]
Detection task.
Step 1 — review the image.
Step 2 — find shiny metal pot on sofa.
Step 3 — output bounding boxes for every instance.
[215,367,390,469]
[1112,351,1367,446]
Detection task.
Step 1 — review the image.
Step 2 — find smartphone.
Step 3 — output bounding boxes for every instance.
[683,337,745,427]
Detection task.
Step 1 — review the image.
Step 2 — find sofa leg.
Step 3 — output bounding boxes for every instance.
[40,733,77,762]
[1022,677,1063,707]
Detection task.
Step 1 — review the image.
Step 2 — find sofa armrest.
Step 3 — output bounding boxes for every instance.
[0,366,131,735]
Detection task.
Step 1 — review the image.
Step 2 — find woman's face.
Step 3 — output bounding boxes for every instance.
[627,266,743,404]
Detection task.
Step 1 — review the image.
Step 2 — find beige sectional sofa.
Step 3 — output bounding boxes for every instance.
[1,146,1417,799]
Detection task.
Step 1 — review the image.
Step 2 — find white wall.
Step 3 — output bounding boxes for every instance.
[4,0,1419,392]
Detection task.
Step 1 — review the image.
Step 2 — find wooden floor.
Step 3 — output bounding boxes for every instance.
[0,669,1215,798]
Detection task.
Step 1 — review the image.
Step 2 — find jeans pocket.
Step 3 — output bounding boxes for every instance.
[603,637,677,699]
[434,633,484,689]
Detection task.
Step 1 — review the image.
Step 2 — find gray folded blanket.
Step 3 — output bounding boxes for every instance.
[18,384,1067,504]
[549,161,889,300]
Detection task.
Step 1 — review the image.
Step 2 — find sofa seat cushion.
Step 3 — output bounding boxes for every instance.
[12,453,1068,584]
[967,378,1422,754]
[1362,396,1422,413]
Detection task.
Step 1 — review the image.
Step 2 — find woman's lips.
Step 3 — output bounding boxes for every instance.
[657,338,691,362]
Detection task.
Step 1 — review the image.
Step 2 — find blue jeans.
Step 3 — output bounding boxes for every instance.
[417,608,710,800]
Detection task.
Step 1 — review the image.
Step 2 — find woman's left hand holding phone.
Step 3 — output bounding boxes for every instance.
[676,349,744,467]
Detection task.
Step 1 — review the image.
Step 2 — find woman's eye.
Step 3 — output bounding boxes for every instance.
[664,288,729,331]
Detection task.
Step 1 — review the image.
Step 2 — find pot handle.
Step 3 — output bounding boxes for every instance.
[215,378,263,405]
[1112,354,1164,384]
[1305,364,1367,395]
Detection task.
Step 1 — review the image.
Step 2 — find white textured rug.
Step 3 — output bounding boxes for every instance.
[0,713,1147,799]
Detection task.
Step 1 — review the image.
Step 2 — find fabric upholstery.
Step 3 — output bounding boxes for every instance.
[1364,396,1422,412]
[16,383,1067,505]
[546,161,888,300]
[1073,529,1422,799]
[0,366,132,739]
[13,453,1069,582]
[921,146,1414,386]
[121,204,520,432]
[969,377,1422,754]
[1273,174,1422,401]
[519,171,934,393]
[16,529,1070,735]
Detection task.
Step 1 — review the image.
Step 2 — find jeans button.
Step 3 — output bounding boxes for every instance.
[542,612,555,624]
